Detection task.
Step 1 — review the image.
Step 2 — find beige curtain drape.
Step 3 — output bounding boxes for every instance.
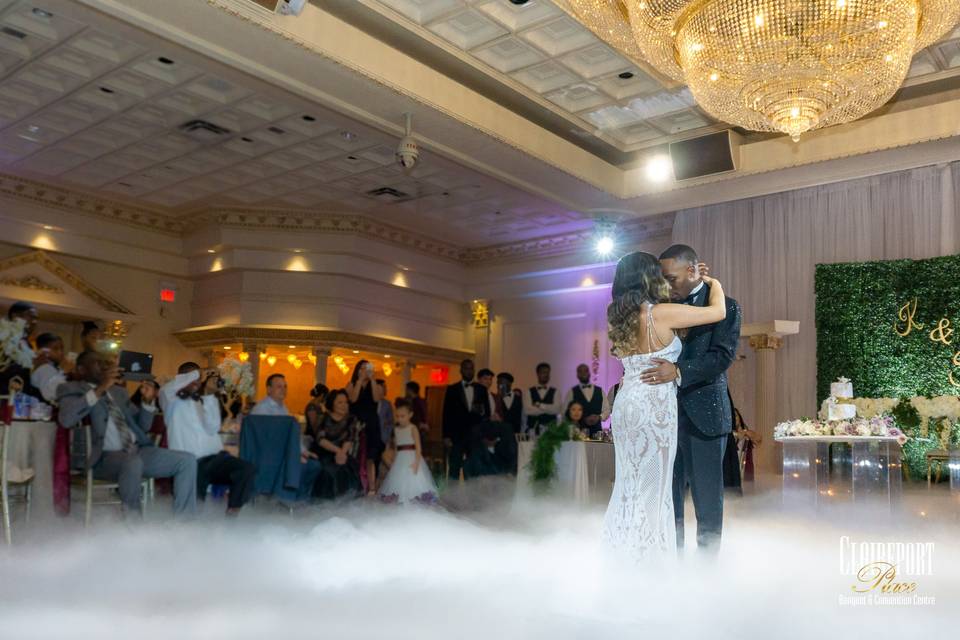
[671,163,955,428]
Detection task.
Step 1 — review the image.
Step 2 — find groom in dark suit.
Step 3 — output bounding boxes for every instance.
[442,359,490,480]
[642,245,741,551]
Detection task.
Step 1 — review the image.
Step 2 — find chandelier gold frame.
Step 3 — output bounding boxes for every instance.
[563,0,960,141]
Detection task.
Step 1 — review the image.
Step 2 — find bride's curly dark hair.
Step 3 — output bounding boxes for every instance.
[607,251,671,357]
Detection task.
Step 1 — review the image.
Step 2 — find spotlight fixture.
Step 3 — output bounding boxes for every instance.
[277,0,306,16]
[593,218,618,258]
[509,0,531,5]
[645,155,673,183]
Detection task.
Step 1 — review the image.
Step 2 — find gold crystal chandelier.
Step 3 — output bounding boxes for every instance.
[564,0,960,140]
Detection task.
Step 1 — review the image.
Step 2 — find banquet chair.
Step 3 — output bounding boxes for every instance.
[1,419,34,545]
[71,423,150,527]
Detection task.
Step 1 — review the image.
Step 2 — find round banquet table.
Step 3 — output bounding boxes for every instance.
[515,439,616,505]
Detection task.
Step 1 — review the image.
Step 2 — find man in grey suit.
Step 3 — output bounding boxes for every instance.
[58,351,197,517]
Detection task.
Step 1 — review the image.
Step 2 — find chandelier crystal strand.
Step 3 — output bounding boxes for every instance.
[564,0,960,141]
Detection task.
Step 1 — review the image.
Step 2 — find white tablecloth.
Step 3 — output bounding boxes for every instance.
[4,420,57,517]
[516,440,616,505]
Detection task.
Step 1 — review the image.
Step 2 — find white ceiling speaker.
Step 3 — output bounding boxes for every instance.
[396,113,419,173]
[278,0,307,16]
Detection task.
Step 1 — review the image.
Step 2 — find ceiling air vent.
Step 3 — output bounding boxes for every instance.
[1,26,27,39]
[366,186,410,202]
[178,119,232,143]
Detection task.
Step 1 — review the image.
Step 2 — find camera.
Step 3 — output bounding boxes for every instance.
[396,135,419,172]
[278,0,307,16]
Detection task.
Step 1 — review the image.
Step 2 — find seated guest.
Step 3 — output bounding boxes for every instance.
[403,381,429,437]
[562,402,586,438]
[161,363,257,515]
[310,389,361,500]
[304,383,329,418]
[57,351,197,517]
[31,332,67,406]
[563,364,606,438]
[495,372,523,434]
[250,374,289,415]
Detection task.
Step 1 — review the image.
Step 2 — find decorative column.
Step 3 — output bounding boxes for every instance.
[402,360,416,387]
[313,347,331,386]
[940,163,956,256]
[741,320,800,481]
[242,343,262,397]
[471,299,490,366]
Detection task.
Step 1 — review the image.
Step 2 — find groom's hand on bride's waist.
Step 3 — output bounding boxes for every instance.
[640,359,678,386]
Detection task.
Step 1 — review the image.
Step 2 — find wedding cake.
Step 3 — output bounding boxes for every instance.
[826,377,856,421]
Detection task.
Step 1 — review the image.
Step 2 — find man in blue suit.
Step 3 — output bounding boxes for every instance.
[641,245,742,551]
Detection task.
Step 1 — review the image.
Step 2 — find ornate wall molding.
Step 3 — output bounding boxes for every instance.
[0,173,183,236]
[0,251,135,315]
[173,325,474,363]
[0,274,64,294]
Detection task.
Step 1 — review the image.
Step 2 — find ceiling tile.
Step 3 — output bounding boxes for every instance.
[544,82,610,112]
[428,9,508,50]
[511,60,581,93]
[648,108,711,134]
[519,16,595,57]
[473,0,561,30]
[472,35,545,73]
[559,43,630,79]
[377,0,464,25]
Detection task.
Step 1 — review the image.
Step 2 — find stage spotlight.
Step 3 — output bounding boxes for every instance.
[596,235,615,257]
[593,217,618,258]
[645,154,673,182]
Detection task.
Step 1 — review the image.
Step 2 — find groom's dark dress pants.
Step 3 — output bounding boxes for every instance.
[673,403,727,550]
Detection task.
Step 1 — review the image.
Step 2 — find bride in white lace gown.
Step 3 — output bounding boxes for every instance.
[601,252,726,563]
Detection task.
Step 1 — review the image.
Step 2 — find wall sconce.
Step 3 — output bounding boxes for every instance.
[238,352,249,362]
[267,355,277,367]
[470,299,489,329]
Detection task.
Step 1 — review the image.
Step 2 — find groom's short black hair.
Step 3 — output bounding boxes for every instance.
[660,244,699,264]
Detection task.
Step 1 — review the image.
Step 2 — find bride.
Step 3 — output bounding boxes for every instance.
[602,251,726,562]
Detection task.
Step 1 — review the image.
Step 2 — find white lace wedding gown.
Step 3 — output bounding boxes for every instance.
[602,306,682,563]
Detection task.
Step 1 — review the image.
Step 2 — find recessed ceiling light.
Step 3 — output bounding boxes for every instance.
[27,125,40,134]
[31,8,53,19]
[384,355,391,359]
[302,115,316,122]
[157,56,175,65]
[268,126,286,135]
[223,346,231,350]
[99,86,115,94]
[42,225,53,230]
[241,137,253,143]
[207,249,215,254]
[618,71,635,80]
[289,345,296,349]
[292,248,304,253]
[645,155,673,182]
[346,155,358,161]
[340,131,358,141]
[352,350,360,354]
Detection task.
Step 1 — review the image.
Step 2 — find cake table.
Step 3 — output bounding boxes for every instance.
[776,435,903,511]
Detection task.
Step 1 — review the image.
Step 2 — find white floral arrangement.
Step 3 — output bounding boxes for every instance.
[218,357,255,399]
[818,395,960,424]
[775,415,907,445]
[0,317,34,371]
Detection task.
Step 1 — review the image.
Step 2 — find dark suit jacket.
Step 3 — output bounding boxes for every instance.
[57,381,156,468]
[442,381,490,444]
[676,282,742,437]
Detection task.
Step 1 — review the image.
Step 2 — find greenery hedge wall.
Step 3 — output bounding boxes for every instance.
[816,255,960,480]
[816,254,960,403]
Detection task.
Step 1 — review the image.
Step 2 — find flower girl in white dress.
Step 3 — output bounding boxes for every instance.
[378,399,439,505]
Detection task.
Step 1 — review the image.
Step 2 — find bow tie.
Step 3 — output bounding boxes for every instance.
[580,384,592,389]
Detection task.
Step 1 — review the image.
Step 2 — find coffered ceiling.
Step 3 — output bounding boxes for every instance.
[0,0,959,261]
[0,0,597,248]
[346,0,960,155]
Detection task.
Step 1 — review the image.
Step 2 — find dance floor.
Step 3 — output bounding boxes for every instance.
[0,482,956,639]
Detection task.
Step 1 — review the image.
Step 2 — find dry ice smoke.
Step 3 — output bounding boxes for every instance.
[0,482,955,640]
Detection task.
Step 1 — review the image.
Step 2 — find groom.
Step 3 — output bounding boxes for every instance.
[641,244,741,551]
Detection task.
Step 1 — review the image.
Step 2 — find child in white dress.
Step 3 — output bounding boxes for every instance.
[378,399,438,505]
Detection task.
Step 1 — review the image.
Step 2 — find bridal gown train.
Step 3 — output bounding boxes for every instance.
[602,329,682,563]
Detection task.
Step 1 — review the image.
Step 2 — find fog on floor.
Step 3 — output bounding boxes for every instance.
[0,481,955,640]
